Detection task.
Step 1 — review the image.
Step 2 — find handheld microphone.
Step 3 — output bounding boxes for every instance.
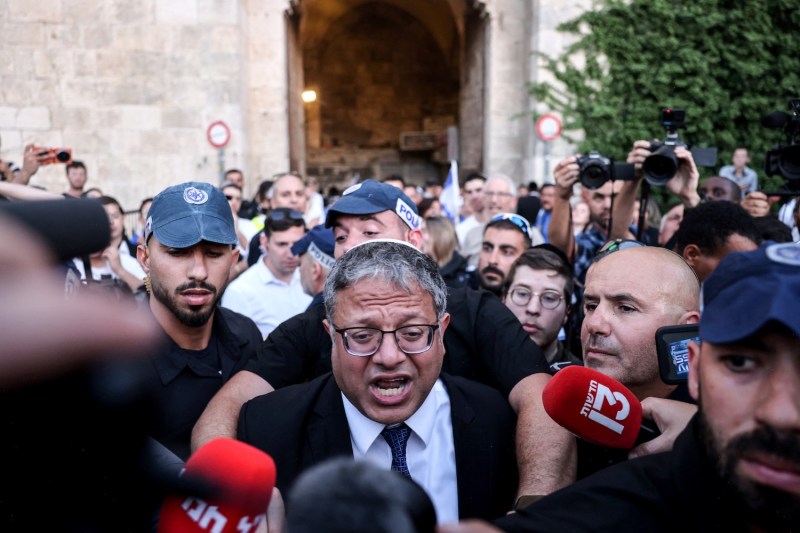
[542,366,657,449]
[158,438,277,533]
[0,199,110,261]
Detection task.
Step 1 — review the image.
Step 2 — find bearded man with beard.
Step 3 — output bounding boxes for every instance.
[137,181,262,460]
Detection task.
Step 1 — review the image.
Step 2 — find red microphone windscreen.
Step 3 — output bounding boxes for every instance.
[158,438,277,533]
[542,366,643,449]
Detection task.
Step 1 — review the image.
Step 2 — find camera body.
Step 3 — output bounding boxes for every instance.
[764,99,800,187]
[643,108,687,186]
[32,146,72,165]
[576,151,635,190]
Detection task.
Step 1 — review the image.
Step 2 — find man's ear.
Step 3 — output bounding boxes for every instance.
[259,232,268,250]
[312,261,324,282]
[322,318,331,335]
[407,228,424,250]
[679,310,701,325]
[687,341,701,401]
[137,244,150,273]
[682,244,701,267]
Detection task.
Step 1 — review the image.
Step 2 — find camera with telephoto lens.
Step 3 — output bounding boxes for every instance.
[577,151,636,190]
[763,98,800,189]
[642,109,688,186]
[643,108,717,186]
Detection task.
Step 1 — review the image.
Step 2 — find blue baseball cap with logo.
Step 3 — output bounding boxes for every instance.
[701,242,800,344]
[144,181,237,248]
[291,224,336,270]
[324,179,420,230]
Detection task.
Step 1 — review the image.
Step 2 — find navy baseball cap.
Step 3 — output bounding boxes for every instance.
[291,224,336,270]
[324,179,421,230]
[144,182,237,248]
[701,242,800,344]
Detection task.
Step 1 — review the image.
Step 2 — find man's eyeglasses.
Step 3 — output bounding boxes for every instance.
[508,287,564,310]
[489,212,532,239]
[333,324,440,357]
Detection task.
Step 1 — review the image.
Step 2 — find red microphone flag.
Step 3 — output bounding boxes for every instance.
[158,437,277,533]
[542,366,644,449]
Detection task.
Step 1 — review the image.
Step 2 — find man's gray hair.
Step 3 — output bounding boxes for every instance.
[323,240,448,323]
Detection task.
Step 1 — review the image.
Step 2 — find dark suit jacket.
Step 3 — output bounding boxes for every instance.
[238,372,518,521]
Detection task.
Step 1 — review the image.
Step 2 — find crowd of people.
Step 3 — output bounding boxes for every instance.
[0,139,798,532]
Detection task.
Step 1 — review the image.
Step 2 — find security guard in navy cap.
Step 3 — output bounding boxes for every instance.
[138,181,262,460]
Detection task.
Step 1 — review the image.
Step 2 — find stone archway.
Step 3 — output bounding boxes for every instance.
[286,0,487,189]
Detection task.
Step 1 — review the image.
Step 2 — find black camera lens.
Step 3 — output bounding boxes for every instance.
[780,144,800,182]
[56,150,71,163]
[643,146,678,186]
[581,161,610,189]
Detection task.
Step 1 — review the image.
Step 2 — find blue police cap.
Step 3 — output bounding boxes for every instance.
[145,182,237,248]
[324,180,420,230]
[701,242,800,344]
[291,224,336,270]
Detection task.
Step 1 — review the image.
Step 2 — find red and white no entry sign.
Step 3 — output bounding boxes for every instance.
[536,114,562,142]
[207,121,231,148]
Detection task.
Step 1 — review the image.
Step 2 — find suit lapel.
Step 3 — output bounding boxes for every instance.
[307,375,353,463]
[444,375,489,517]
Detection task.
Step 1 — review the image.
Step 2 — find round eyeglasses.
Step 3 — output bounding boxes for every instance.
[333,324,440,357]
[508,287,564,310]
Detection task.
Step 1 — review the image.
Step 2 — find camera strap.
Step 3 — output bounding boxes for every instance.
[81,255,94,282]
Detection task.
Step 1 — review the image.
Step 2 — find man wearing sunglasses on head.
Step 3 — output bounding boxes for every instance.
[195,180,577,505]
[477,213,544,296]
[238,240,518,523]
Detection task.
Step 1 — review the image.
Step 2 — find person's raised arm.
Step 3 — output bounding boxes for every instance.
[509,373,577,500]
[0,181,62,201]
[11,144,46,185]
[193,307,328,453]
[548,156,580,262]
[608,141,649,240]
[192,370,274,452]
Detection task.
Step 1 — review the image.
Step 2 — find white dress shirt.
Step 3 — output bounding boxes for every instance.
[342,378,459,524]
[221,259,311,338]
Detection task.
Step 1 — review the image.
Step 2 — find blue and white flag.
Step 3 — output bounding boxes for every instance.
[440,160,461,222]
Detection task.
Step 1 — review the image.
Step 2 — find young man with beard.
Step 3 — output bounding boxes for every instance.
[443,242,800,533]
[477,213,533,295]
[137,181,262,460]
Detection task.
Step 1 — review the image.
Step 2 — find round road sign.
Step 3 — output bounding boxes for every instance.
[536,114,562,142]
[207,121,231,148]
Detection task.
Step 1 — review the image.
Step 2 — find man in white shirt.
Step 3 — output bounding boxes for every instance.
[237,240,517,524]
[455,173,487,247]
[221,208,311,337]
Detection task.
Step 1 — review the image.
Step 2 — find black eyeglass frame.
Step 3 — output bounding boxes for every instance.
[332,324,440,357]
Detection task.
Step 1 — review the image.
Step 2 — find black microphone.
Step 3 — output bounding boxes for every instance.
[0,199,110,261]
[761,111,791,129]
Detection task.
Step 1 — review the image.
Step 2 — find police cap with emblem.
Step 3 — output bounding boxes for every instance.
[701,242,800,344]
[324,179,420,230]
[145,181,237,248]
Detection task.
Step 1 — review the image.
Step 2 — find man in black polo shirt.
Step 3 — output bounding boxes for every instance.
[194,180,575,502]
[138,181,262,460]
